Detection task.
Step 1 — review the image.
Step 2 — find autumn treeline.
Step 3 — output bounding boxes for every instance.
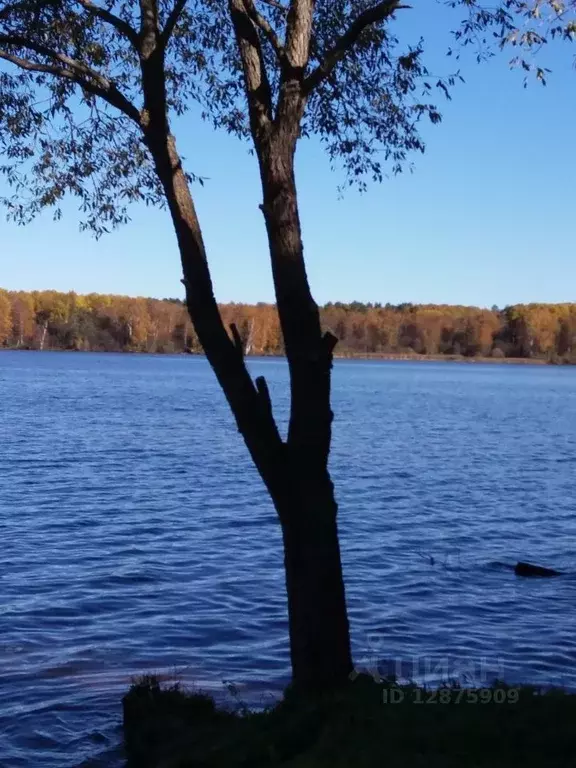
[1,289,576,362]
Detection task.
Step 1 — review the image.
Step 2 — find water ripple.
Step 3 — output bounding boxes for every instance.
[1,352,576,766]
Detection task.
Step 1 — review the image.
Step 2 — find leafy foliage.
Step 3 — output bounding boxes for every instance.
[1,1,571,233]
[0,0,208,233]
[450,0,576,82]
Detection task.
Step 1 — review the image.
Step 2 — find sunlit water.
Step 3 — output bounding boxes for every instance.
[1,351,576,767]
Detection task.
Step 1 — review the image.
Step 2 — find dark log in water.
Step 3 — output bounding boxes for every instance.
[514,562,562,578]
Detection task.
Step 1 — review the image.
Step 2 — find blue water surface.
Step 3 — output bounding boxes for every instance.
[1,351,575,766]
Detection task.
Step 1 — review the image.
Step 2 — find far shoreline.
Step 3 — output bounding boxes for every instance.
[333,352,551,365]
[1,347,572,365]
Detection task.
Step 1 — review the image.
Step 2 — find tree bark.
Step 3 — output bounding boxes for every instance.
[257,130,353,690]
[276,474,353,690]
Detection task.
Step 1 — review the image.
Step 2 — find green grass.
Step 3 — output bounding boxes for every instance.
[123,675,576,767]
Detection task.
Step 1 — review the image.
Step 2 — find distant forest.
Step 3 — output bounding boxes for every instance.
[1,289,576,362]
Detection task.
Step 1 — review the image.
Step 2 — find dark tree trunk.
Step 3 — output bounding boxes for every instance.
[150,126,352,690]
[257,130,353,689]
[276,477,352,689]
[140,39,352,690]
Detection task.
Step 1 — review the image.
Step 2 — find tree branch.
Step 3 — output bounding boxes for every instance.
[230,322,245,357]
[255,375,275,421]
[285,0,314,68]
[243,0,285,61]
[160,0,188,45]
[0,48,77,78]
[0,37,141,122]
[139,0,160,59]
[75,0,140,50]
[322,330,338,357]
[303,0,408,93]
[229,0,273,137]
[0,33,106,85]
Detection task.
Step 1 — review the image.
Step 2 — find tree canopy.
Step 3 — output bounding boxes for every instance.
[0,1,572,234]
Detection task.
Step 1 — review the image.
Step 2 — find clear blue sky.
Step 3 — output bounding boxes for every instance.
[1,5,574,308]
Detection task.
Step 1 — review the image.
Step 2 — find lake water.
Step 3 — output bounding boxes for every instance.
[1,351,576,767]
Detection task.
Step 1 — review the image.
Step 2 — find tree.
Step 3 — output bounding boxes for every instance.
[0,0,573,691]
[557,310,576,360]
[10,290,35,346]
[0,288,11,344]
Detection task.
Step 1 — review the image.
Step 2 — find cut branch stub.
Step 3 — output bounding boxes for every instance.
[255,375,274,417]
[322,330,339,357]
[230,322,244,356]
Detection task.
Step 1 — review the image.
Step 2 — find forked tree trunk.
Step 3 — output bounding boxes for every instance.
[144,95,351,688]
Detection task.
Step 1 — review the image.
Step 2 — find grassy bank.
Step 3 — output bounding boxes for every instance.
[123,675,576,767]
